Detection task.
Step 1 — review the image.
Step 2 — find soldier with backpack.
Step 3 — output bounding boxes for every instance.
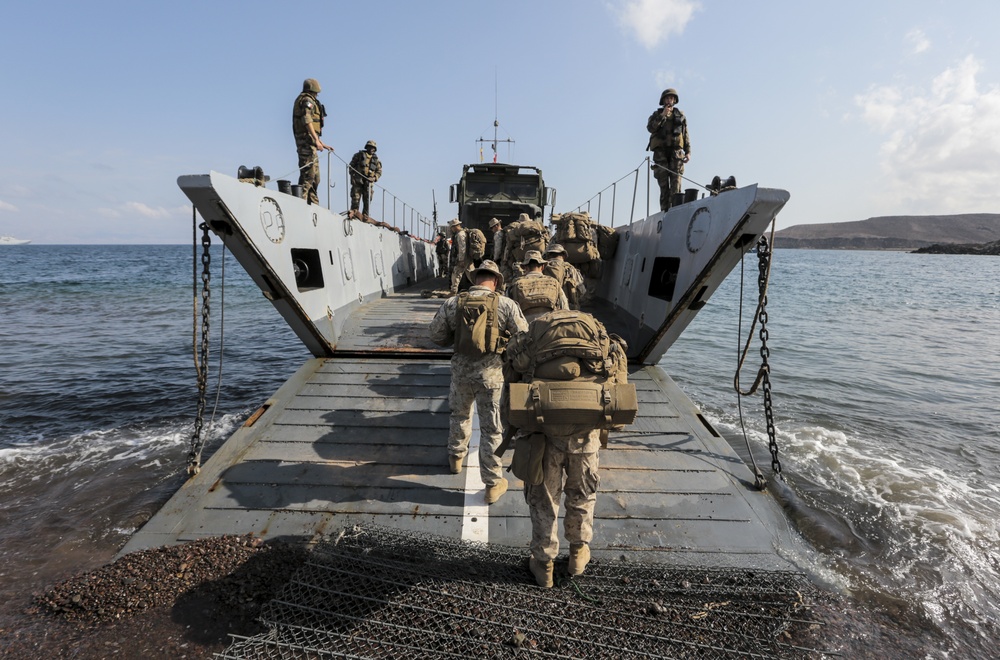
[543,244,586,310]
[430,260,528,504]
[503,310,635,588]
[507,250,568,322]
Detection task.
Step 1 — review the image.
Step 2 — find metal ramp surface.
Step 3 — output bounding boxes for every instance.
[122,288,805,572]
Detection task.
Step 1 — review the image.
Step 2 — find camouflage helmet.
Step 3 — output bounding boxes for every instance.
[659,88,679,105]
[365,140,377,151]
[488,217,501,229]
[544,243,567,257]
[468,259,504,290]
[303,78,322,93]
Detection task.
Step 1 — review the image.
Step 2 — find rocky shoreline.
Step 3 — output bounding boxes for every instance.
[911,239,1000,255]
[1,535,308,659]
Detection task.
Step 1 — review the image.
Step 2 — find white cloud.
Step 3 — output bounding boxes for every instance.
[125,201,174,219]
[612,0,699,49]
[0,200,17,212]
[855,55,1000,214]
[906,28,930,55]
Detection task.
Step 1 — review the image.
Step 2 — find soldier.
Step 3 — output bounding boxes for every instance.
[448,218,468,295]
[429,260,528,504]
[543,244,586,310]
[646,88,691,212]
[489,217,505,263]
[349,140,382,218]
[292,78,333,205]
[504,311,631,588]
[435,232,450,277]
[507,250,568,322]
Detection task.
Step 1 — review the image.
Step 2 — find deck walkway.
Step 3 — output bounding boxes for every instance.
[122,286,805,571]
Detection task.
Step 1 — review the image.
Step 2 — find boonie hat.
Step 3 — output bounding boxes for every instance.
[488,217,501,229]
[468,259,505,290]
[544,244,566,256]
[521,250,547,266]
[448,218,461,228]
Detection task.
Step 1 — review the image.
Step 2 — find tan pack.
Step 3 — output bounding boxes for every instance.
[453,291,501,357]
[509,274,562,317]
[508,379,638,434]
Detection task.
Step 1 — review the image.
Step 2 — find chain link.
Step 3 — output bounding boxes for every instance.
[187,218,211,475]
[755,235,782,480]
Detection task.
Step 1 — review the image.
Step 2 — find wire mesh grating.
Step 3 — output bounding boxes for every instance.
[217,525,832,659]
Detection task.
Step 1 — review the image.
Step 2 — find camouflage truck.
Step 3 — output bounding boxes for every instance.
[448,163,557,257]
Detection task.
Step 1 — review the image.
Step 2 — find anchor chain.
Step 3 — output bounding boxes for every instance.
[755,235,782,481]
[188,213,212,475]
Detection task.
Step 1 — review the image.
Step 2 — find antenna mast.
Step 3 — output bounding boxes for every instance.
[476,69,514,163]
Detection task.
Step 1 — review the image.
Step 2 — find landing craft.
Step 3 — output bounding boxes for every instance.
[123,158,832,656]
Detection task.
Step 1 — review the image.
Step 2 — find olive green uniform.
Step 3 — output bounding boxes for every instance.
[349,147,382,217]
[646,105,690,212]
[292,91,326,205]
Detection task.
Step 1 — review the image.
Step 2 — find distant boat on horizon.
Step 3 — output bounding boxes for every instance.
[0,235,31,245]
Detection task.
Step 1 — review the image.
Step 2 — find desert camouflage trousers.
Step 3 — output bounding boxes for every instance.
[449,261,469,294]
[448,366,504,487]
[297,144,320,205]
[525,446,600,562]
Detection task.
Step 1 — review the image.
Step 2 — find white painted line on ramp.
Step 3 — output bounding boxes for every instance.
[461,402,489,543]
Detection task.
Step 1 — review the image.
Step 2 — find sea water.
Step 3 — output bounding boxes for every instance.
[0,245,997,656]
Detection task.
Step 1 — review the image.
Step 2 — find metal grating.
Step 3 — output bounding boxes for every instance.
[217,525,830,659]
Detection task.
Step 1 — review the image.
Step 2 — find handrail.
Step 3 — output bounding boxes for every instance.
[569,158,652,227]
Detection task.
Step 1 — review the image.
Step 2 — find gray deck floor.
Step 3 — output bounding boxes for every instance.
[123,286,805,571]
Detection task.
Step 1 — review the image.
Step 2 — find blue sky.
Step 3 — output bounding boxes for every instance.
[3,0,1000,243]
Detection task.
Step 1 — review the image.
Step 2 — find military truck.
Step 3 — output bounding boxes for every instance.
[448,163,556,255]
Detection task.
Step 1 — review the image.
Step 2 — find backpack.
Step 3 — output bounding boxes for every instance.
[594,224,620,260]
[509,274,563,317]
[507,220,547,263]
[505,310,635,436]
[551,212,593,244]
[453,291,501,357]
[467,228,487,261]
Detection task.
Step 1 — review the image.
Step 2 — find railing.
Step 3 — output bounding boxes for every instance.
[324,151,435,241]
[569,157,652,228]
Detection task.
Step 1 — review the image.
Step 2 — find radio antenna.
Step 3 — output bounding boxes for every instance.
[476,68,514,163]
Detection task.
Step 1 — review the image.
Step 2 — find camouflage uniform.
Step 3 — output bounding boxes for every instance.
[429,284,528,487]
[449,226,468,294]
[349,141,382,217]
[541,251,586,311]
[525,429,602,563]
[292,83,327,205]
[646,88,690,212]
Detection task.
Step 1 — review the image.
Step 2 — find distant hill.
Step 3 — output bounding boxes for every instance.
[773,214,1000,250]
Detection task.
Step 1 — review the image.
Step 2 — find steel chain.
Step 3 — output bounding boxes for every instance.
[187,220,212,475]
[756,236,782,480]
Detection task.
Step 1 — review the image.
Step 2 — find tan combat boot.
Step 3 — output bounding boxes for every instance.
[529,557,554,588]
[568,543,591,576]
[449,455,464,474]
[484,477,508,504]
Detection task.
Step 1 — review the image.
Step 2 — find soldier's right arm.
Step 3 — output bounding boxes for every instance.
[429,299,456,346]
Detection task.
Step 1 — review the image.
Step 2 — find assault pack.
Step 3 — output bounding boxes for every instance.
[505,310,636,435]
[505,219,548,264]
[508,274,563,319]
[467,228,487,262]
[453,291,502,357]
[550,212,601,267]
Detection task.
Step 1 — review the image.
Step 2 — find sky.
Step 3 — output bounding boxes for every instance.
[3,0,1000,243]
